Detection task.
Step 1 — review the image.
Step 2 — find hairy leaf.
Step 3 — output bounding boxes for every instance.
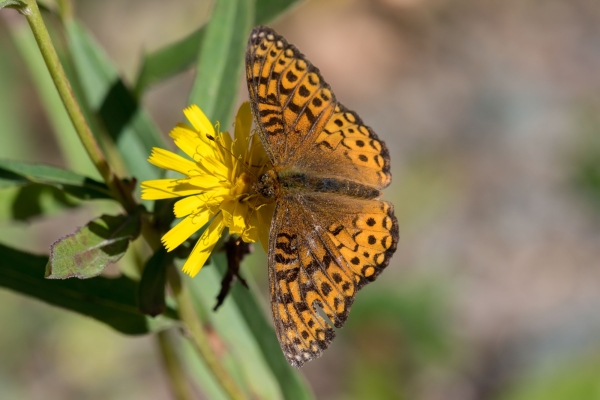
[46,213,141,279]
[0,0,28,13]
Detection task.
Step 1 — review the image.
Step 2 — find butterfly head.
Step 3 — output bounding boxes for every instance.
[254,169,279,199]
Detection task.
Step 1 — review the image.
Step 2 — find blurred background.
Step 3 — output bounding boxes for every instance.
[2,0,600,399]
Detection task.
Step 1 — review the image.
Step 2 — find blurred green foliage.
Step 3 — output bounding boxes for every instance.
[572,101,600,212]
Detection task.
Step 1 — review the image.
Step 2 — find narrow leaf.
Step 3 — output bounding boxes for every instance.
[134,26,206,96]
[0,159,112,199]
[132,0,300,96]
[0,243,177,335]
[180,335,231,400]
[188,0,254,127]
[188,256,283,400]
[254,0,303,26]
[64,20,166,184]
[0,184,78,222]
[0,0,28,13]
[9,18,99,177]
[46,213,141,279]
[138,248,170,317]
[213,257,314,400]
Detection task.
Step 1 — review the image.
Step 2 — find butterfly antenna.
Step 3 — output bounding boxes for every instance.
[206,133,258,179]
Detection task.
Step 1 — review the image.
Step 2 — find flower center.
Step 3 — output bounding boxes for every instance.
[230,172,255,198]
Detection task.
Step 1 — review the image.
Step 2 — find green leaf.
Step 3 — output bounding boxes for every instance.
[188,0,254,127]
[0,184,78,222]
[132,0,300,97]
[213,257,314,400]
[180,334,231,400]
[500,355,600,400]
[64,20,166,184]
[46,213,141,279]
[138,248,170,317]
[9,18,100,178]
[0,0,28,13]
[0,159,112,200]
[188,255,284,400]
[134,26,206,96]
[0,243,176,334]
[254,0,303,26]
[186,253,313,400]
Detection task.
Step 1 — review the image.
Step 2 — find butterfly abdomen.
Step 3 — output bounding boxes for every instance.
[279,172,381,199]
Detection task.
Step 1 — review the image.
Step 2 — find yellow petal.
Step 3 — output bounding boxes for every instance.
[186,174,225,191]
[161,209,213,251]
[174,195,205,218]
[256,202,275,254]
[171,188,229,218]
[183,184,229,207]
[233,102,252,157]
[190,155,229,180]
[184,105,215,136]
[141,179,203,200]
[248,132,271,172]
[148,147,199,176]
[218,131,234,171]
[169,123,215,161]
[220,199,248,236]
[182,213,225,277]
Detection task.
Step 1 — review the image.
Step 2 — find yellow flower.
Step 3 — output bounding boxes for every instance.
[141,103,274,277]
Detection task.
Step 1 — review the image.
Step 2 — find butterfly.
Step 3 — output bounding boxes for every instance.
[246,26,398,367]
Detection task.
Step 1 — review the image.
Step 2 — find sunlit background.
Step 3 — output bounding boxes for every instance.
[2,0,600,399]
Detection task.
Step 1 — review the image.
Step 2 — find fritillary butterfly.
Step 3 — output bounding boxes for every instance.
[246,26,398,367]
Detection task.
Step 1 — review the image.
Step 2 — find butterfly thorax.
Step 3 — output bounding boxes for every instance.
[257,169,382,200]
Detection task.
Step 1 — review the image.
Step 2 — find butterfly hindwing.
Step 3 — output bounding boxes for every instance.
[269,200,336,367]
[269,194,399,367]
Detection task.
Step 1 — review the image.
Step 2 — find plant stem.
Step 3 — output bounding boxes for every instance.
[20,0,136,213]
[157,331,196,400]
[146,224,247,400]
[17,2,247,399]
[169,267,247,400]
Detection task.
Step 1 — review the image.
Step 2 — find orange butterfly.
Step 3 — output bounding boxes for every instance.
[246,26,398,367]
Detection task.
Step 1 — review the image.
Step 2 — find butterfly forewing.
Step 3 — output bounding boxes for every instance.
[246,26,337,167]
[246,26,392,190]
[313,104,392,189]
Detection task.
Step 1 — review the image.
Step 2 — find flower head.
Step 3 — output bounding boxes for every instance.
[141,103,274,277]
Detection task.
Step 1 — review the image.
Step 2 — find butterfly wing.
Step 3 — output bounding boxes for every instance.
[269,193,398,367]
[246,26,337,167]
[246,26,391,190]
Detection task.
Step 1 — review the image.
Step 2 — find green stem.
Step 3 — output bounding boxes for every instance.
[157,331,196,400]
[145,223,247,400]
[169,267,247,400]
[20,0,136,213]
[16,2,247,398]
